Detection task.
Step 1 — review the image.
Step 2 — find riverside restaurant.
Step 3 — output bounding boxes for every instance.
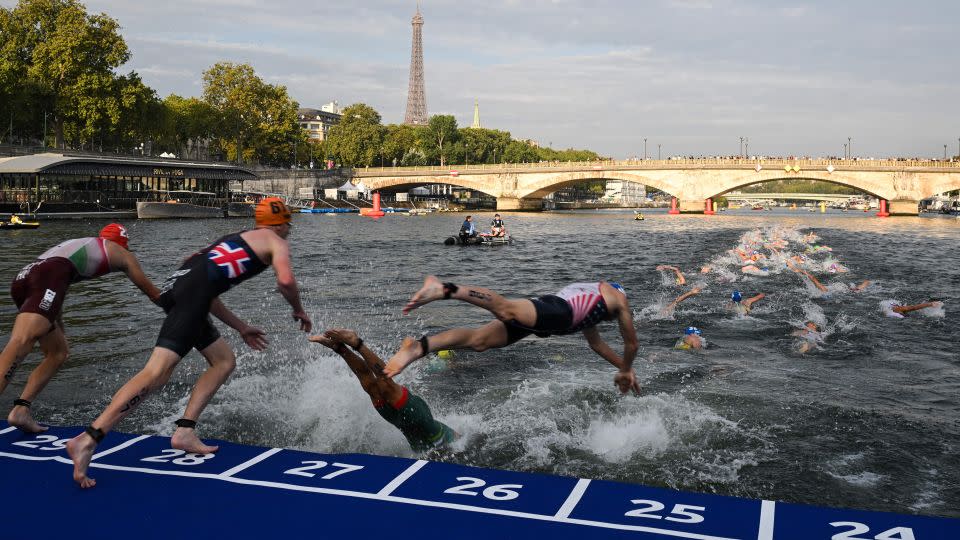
[0,153,257,217]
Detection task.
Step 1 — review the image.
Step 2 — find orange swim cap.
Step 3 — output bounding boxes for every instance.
[255,197,292,226]
[99,223,129,249]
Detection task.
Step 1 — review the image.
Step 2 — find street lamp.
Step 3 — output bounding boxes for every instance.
[945,144,948,160]
[43,112,50,148]
[657,143,661,160]
[744,137,749,158]
[848,136,852,159]
[843,143,848,159]
[643,138,647,160]
[739,136,744,158]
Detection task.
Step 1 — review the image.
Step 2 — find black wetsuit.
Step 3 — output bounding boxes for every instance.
[156,232,269,356]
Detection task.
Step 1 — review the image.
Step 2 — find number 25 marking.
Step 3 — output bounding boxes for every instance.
[831,522,915,540]
[283,460,364,479]
[625,499,706,524]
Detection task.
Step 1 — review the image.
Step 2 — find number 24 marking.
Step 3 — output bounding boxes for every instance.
[283,460,364,479]
[831,522,915,540]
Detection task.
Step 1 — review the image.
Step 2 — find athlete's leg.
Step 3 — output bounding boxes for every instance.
[403,275,536,325]
[7,320,68,432]
[384,321,510,378]
[67,346,182,488]
[171,337,236,454]
[0,313,50,396]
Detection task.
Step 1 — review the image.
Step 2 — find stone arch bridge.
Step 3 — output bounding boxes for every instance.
[353,158,960,215]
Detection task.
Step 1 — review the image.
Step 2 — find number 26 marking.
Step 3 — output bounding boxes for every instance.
[831,522,915,540]
[283,460,364,479]
[444,477,523,501]
[625,499,706,524]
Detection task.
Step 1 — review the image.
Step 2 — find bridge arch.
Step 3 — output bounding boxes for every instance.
[709,174,884,200]
[516,171,684,199]
[362,176,501,199]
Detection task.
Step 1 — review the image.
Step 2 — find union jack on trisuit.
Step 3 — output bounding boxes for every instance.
[208,242,250,279]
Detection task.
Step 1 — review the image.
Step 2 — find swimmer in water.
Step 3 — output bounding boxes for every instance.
[728,290,765,315]
[849,280,871,292]
[880,300,944,319]
[792,321,822,354]
[309,329,456,452]
[384,276,641,395]
[662,286,703,314]
[787,259,828,292]
[674,326,704,350]
[656,265,686,286]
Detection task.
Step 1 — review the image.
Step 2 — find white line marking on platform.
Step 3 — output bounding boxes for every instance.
[219,448,282,478]
[757,500,775,540]
[91,435,151,461]
[377,459,427,496]
[0,427,17,435]
[554,478,590,518]
[0,451,61,461]
[88,462,226,480]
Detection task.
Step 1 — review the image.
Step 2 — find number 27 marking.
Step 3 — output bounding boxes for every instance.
[283,460,363,479]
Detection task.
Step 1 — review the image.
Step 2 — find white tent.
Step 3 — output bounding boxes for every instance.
[336,180,368,193]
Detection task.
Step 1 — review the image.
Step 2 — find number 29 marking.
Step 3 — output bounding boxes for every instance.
[625,499,706,524]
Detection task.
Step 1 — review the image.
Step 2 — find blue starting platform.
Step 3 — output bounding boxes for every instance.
[1,423,956,539]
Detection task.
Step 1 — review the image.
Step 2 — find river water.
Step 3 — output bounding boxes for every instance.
[2,208,958,517]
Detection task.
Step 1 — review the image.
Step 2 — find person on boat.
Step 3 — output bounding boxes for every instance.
[459,215,478,243]
[674,326,704,350]
[879,299,944,319]
[728,290,765,315]
[9,215,22,224]
[0,224,161,433]
[383,276,641,395]
[309,328,456,452]
[67,198,313,489]
[489,214,506,237]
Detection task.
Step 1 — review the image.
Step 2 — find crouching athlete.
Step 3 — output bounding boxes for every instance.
[68,198,312,489]
[384,276,641,395]
[310,328,456,452]
[0,224,160,432]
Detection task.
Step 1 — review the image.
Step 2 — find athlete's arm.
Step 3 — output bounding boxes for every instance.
[270,235,312,332]
[115,249,161,304]
[209,298,268,350]
[582,327,624,369]
[892,302,936,314]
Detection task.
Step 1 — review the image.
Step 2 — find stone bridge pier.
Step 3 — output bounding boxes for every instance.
[496,197,544,211]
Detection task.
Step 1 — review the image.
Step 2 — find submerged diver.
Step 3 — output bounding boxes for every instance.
[384,276,641,395]
[310,329,456,452]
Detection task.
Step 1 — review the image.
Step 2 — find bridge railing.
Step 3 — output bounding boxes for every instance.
[354,158,960,175]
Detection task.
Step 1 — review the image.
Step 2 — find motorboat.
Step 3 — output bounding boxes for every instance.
[1,218,39,230]
[444,234,513,246]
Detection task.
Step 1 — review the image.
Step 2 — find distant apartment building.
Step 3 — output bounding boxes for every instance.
[604,180,647,203]
[298,102,342,141]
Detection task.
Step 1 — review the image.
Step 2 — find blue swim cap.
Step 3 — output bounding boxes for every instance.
[731,291,742,302]
[609,282,626,294]
[684,326,702,336]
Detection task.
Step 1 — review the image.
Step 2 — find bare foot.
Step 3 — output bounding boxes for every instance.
[171,427,219,454]
[402,275,446,315]
[383,337,425,378]
[66,433,97,489]
[7,405,48,433]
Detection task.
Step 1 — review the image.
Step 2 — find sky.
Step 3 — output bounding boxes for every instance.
[4,0,959,159]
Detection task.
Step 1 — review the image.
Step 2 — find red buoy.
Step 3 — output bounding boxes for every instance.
[361,191,386,217]
[668,197,680,214]
[875,199,890,217]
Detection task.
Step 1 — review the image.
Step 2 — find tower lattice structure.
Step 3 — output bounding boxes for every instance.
[403,5,428,125]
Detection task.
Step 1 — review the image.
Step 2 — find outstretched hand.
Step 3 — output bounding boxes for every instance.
[614,369,641,396]
[240,326,268,351]
[293,311,313,333]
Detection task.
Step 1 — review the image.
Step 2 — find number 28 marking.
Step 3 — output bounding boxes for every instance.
[625,499,706,524]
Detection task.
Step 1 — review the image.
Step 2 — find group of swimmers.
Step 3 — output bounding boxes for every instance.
[651,226,945,354]
[1,199,640,489]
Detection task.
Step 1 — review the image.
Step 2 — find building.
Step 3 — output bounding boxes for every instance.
[604,180,647,204]
[298,104,342,142]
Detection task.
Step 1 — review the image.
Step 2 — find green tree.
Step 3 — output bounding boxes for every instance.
[162,94,218,159]
[502,139,539,163]
[0,0,130,148]
[202,61,303,165]
[326,103,385,167]
[427,114,458,166]
[383,123,426,166]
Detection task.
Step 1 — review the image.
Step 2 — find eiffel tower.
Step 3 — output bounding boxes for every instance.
[403,3,428,125]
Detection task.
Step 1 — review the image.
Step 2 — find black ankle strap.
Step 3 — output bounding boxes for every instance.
[85,425,105,443]
[12,399,31,408]
[418,335,430,358]
[175,418,197,429]
[442,282,458,299]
